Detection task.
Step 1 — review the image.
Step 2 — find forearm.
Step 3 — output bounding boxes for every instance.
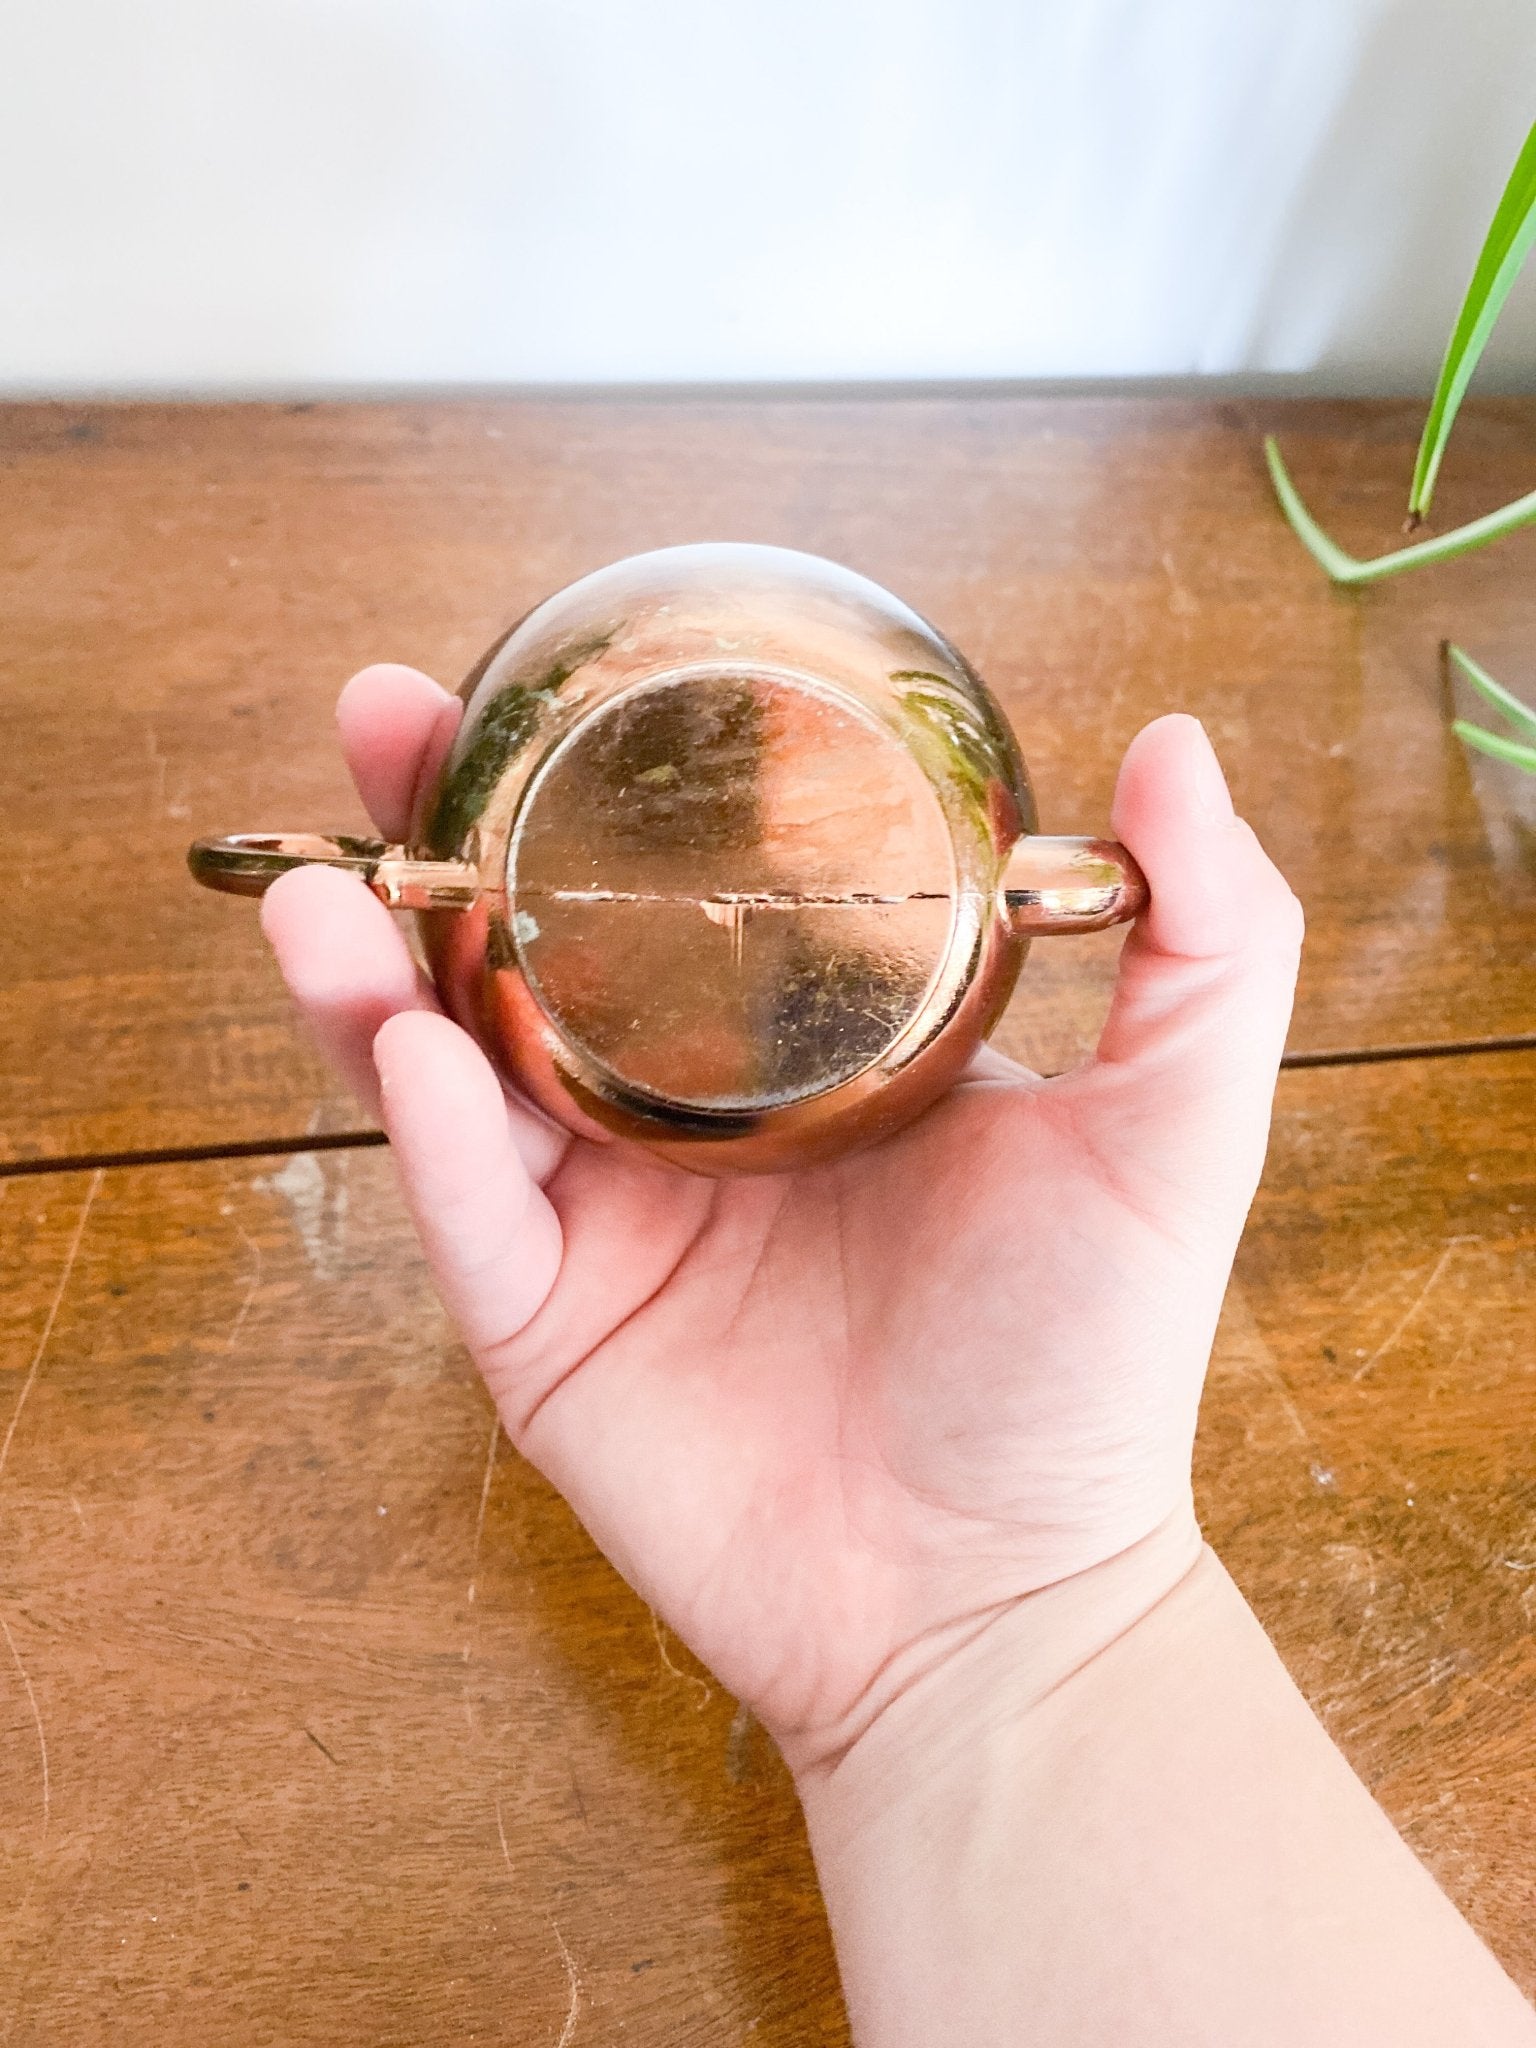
[798,1536,1536,2048]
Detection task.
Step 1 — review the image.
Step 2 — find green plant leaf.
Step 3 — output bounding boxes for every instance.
[1266,436,1536,584]
[1409,121,1536,522]
[1446,643,1536,740]
[1453,719,1536,772]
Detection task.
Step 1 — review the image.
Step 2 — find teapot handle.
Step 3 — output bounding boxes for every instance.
[1000,836,1148,936]
[187,833,479,911]
[188,830,1144,928]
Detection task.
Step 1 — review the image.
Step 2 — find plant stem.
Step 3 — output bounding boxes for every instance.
[1452,720,1536,771]
[1446,643,1536,740]
[1265,438,1536,585]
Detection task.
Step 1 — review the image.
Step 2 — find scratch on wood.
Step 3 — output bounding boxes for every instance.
[1,1614,50,1842]
[145,721,168,814]
[178,1801,209,1915]
[466,1415,502,1608]
[461,1416,504,1733]
[551,1920,582,2048]
[1160,549,1199,618]
[649,1608,712,1710]
[225,1225,264,1355]
[303,1727,341,1767]
[493,1810,587,2043]
[0,1169,100,1500]
[1352,1236,1482,1382]
[1465,1668,1520,1707]
[1259,1361,1311,1446]
[1219,1285,1314,1448]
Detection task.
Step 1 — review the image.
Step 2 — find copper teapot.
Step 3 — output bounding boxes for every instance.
[190,544,1144,1173]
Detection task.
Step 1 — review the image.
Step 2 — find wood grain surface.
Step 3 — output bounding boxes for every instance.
[0,1051,1531,2043]
[3,397,1535,1166]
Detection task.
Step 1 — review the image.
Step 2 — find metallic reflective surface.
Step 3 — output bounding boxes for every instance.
[511,668,957,1112]
[188,833,479,910]
[190,544,1146,1171]
[1001,835,1148,935]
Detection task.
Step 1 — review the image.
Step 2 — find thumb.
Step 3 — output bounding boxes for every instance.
[1071,714,1304,1219]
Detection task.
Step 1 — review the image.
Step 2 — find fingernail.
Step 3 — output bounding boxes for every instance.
[336,664,456,724]
[1188,719,1235,821]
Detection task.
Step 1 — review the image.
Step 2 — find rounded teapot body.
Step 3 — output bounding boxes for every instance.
[416,543,1037,1172]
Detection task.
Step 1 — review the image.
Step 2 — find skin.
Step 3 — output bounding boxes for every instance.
[263,670,1292,1760]
[261,667,1536,2042]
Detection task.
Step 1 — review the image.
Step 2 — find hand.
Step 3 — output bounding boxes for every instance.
[262,665,1302,1769]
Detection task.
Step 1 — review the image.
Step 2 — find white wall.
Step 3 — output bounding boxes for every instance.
[3,0,1534,392]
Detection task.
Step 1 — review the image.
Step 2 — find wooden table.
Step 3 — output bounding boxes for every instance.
[2,397,1533,2041]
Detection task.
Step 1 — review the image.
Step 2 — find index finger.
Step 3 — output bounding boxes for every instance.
[335,663,463,843]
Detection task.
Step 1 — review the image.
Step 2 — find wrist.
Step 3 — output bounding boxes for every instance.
[794,1526,1536,2048]
[790,1503,1204,1811]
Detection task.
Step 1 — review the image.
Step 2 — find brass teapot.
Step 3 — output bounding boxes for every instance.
[191,544,1144,1172]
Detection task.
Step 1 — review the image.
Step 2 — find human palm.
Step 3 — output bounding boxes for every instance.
[264,664,1302,1760]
